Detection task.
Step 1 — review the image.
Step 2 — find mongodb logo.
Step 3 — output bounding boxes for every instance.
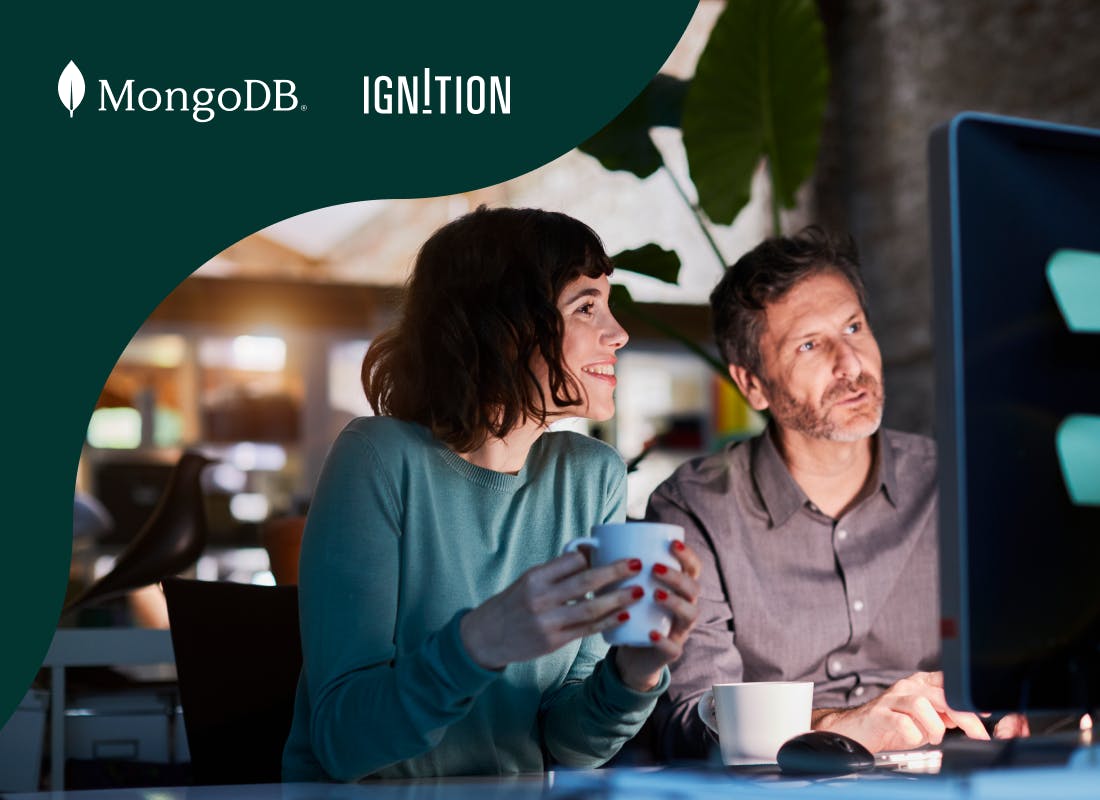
[56,59,302,123]
[59,60,85,118]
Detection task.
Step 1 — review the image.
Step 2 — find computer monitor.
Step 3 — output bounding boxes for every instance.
[92,457,178,545]
[930,112,1100,716]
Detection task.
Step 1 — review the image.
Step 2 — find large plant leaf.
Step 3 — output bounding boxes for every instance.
[682,0,829,225]
[611,243,681,285]
[579,74,689,178]
[609,284,731,380]
[608,282,637,314]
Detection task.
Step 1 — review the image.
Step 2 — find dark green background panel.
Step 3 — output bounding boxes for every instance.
[2,2,698,726]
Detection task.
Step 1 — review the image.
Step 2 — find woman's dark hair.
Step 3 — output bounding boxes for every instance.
[710,225,868,377]
[362,206,613,452]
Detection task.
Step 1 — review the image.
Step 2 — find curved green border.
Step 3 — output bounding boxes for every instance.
[2,2,698,726]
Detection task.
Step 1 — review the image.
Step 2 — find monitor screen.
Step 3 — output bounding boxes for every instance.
[93,458,178,545]
[930,112,1100,715]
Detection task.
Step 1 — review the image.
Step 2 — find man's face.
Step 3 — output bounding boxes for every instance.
[747,270,884,443]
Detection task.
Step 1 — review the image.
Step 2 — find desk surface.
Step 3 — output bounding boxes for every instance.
[5,757,1099,800]
[43,628,174,667]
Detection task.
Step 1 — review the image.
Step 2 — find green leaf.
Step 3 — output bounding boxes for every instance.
[608,283,732,381]
[611,243,682,285]
[579,74,690,179]
[608,282,637,313]
[682,0,829,225]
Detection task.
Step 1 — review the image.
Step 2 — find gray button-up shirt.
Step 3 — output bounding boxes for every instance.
[645,426,940,760]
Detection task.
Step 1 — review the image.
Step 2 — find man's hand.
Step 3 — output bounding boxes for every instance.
[992,713,1030,739]
[813,671,990,752]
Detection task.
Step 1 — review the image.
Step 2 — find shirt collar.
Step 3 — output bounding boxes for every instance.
[877,430,900,508]
[751,425,898,528]
[751,426,809,528]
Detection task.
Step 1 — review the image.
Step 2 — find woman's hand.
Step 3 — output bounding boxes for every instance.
[460,551,646,670]
[614,540,702,691]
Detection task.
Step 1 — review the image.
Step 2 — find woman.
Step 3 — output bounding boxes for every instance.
[282,207,700,781]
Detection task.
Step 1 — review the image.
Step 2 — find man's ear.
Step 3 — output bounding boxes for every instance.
[728,364,771,411]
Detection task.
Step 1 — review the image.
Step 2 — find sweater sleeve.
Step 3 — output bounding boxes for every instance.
[297,427,500,781]
[537,462,669,767]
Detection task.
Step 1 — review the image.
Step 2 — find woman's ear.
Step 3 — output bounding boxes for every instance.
[728,364,771,412]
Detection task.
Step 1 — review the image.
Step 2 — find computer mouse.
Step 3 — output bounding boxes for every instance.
[776,731,875,775]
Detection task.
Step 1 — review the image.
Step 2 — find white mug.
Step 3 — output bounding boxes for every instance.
[563,521,683,646]
[698,681,813,765]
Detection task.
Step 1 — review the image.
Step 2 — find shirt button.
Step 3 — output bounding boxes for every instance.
[837,529,849,541]
[853,600,864,612]
[854,686,865,697]
[831,659,843,673]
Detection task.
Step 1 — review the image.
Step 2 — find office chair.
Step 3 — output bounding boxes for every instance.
[162,578,301,784]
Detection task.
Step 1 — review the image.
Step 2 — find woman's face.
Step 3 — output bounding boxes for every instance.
[549,273,629,422]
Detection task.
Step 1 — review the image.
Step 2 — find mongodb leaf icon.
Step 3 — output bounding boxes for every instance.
[58,60,85,118]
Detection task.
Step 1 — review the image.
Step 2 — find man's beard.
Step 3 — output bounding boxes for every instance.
[766,372,885,442]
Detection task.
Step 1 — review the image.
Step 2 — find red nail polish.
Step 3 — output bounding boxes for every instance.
[631,586,645,600]
[617,612,630,622]
[628,558,643,571]
[653,563,668,575]
[654,589,669,601]
[649,631,662,642]
[672,540,686,552]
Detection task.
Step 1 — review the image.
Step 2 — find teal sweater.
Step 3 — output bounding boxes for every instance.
[282,417,667,781]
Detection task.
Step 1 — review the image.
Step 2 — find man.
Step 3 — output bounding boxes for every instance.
[647,227,1018,758]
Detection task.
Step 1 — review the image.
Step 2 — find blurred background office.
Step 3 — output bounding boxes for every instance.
[17,1,1095,790]
[72,0,1100,593]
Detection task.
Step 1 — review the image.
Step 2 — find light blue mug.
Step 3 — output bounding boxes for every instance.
[563,522,683,646]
